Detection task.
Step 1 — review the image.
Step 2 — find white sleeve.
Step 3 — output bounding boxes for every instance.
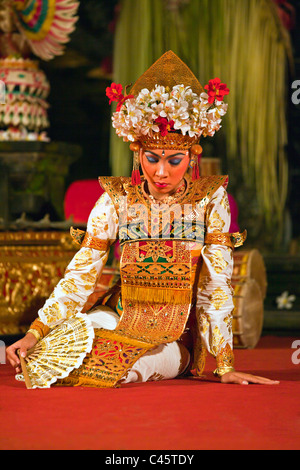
[196,185,234,368]
[38,192,119,328]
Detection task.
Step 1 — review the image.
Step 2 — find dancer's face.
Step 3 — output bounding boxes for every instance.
[140,148,190,200]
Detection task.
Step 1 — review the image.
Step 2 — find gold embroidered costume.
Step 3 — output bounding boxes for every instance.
[18,51,245,388]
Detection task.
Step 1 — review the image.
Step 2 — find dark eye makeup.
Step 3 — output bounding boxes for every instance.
[145,153,184,166]
[168,158,182,166]
[145,154,159,163]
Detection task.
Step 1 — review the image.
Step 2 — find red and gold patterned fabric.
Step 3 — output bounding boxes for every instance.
[24,174,244,387]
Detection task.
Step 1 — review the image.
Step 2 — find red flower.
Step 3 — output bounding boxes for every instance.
[155,117,175,136]
[106,82,134,111]
[204,78,229,104]
[106,82,123,104]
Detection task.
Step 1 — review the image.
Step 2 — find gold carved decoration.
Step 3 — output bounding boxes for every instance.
[0,231,79,335]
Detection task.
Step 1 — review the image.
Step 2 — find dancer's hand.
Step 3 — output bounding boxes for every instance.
[220,371,280,385]
[6,333,38,374]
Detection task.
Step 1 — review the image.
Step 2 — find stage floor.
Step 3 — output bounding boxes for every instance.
[1,335,299,450]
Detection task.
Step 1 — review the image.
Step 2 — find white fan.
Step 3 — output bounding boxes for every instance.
[16,315,94,389]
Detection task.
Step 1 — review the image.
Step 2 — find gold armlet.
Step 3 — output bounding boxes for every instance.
[204,232,234,249]
[81,233,111,252]
[70,227,111,252]
[204,230,247,249]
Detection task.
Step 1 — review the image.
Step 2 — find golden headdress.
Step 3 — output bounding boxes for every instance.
[106,51,229,184]
[130,50,204,96]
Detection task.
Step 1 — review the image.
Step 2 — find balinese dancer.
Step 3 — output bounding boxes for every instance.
[7,51,279,388]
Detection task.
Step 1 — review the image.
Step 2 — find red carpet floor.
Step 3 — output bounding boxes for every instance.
[1,335,300,450]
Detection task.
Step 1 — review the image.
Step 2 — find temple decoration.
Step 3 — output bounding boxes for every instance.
[0,56,50,140]
[0,0,80,141]
[11,0,80,61]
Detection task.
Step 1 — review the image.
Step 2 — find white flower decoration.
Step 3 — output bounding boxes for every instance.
[111,83,228,143]
[276,291,296,310]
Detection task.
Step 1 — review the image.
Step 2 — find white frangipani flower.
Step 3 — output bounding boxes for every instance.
[110,83,228,143]
[276,291,296,310]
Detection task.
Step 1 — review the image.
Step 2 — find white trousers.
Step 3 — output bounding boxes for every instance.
[88,306,190,384]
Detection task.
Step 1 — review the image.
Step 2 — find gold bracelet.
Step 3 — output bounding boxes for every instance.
[28,319,50,339]
[26,329,41,342]
[213,367,235,378]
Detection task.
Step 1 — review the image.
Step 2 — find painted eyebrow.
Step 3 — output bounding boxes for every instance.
[144,150,185,159]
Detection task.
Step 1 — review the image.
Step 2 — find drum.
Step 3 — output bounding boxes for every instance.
[232,249,267,348]
[232,278,264,349]
[232,249,267,299]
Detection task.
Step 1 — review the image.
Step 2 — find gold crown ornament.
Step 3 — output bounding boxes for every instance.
[106,51,229,185]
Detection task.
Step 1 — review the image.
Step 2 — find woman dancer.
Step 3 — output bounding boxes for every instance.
[7,51,279,388]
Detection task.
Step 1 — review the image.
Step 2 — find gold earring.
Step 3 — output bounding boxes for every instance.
[130,142,142,185]
[190,144,202,180]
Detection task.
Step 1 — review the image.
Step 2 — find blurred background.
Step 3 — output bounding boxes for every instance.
[42,0,300,252]
[0,0,299,339]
